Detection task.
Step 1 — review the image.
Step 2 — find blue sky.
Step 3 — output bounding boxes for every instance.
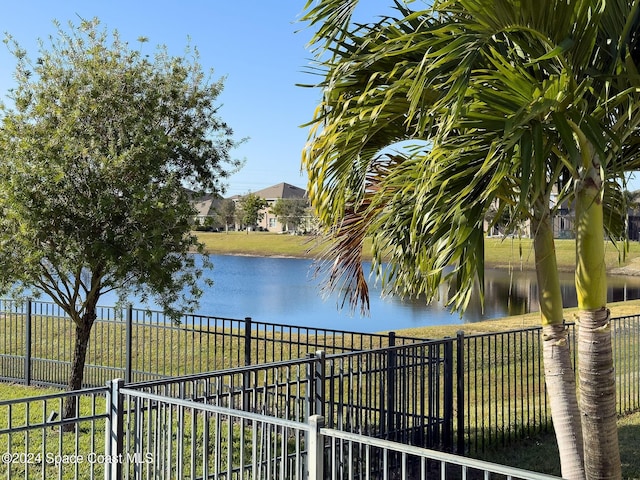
[0,1,394,197]
[1,2,638,195]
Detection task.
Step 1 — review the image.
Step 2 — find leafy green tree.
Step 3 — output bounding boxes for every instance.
[237,192,267,232]
[303,1,640,478]
[0,19,240,419]
[217,198,237,232]
[270,198,309,232]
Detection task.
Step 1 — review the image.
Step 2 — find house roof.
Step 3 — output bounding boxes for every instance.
[192,197,214,217]
[251,182,306,200]
[189,192,217,217]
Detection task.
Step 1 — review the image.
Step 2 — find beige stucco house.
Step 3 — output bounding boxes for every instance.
[190,182,311,232]
[251,182,308,232]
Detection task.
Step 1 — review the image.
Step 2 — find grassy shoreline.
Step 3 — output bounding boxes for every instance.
[196,231,640,273]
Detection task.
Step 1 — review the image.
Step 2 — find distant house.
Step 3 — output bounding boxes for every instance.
[250,182,308,232]
[191,193,216,226]
[550,190,574,239]
[552,206,574,239]
[627,190,640,241]
[188,190,230,230]
[483,187,574,239]
[551,189,640,241]
[513,189,640,241]
[190,182,311,232]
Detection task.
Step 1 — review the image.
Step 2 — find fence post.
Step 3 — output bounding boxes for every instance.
[307,415,325,480]
[456,331,465,454]
[306,351,325,418]
[125,305,133,384]
[105,378,124,480]
[386,332,396,439]
[244,317,252,366]
[314,351,325,417]
[443,338,454,451]
[306,353,315,417]
[243,317,252,411]
[24,299,32,386]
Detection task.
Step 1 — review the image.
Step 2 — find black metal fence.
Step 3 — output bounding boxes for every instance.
[458,316,639,453]
[1,298,640,456]
[0,386,110,479]
[0,298,421,387]
[459,326,556,454]
[126,338,457,452]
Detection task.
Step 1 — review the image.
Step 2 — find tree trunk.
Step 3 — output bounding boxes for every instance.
[543,324,585,479]
[575,174,621,480]
[62,309,97,429]
[533,213,585,480]
[578,308,620,480]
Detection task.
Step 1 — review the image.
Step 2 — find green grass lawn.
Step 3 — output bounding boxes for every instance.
[0,383,280,480]
[2,304,640,479]
[197,231,323,258]
[0,384,107,480]
[477,410,640,477]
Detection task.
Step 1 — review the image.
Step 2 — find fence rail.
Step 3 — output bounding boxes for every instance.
[318,424,561,480]
[0,386,110,479]
[114,380,561,480]
[0,298,422,388]
[126,339,457,451]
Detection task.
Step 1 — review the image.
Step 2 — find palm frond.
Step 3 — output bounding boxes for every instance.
[313,154,407,314]
[303,0,640,314]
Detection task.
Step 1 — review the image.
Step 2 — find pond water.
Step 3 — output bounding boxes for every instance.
[172,255,640,333]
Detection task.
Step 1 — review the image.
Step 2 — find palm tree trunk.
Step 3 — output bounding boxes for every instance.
[575,175,621,480]
[578,307,619,480]
[533,213,585,480]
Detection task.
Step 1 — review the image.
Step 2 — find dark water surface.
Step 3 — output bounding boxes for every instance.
[174,255,640,333]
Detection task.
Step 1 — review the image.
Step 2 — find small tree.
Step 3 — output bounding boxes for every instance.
[0,19,240,419]
[271,198,309,232]
[217,198,237,232]
[237,193,267,232]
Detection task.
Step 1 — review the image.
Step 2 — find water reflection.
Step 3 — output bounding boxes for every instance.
[421,268,640,322]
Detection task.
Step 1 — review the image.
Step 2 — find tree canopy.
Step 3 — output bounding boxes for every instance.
[0,18,241,407]
[271,198,309,232]
[237,192,268,230]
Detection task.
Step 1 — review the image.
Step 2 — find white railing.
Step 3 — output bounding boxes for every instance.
[319,425,561,480]
[110,380,561,480]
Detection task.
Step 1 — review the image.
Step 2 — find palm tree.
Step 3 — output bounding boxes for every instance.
[302,1,640,478]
